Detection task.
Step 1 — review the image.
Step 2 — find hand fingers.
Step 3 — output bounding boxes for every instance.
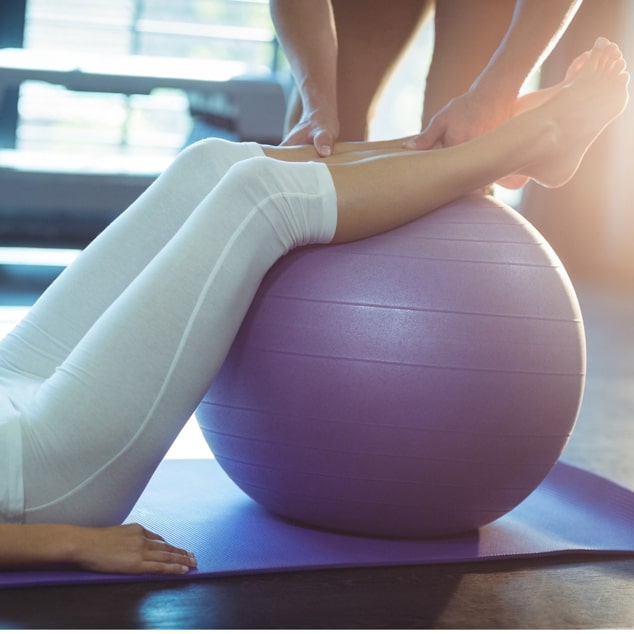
[281,119,338,155]
[402,132,440,151]
[143,542,198,574]
[402,120,443,150]
[145,535,197,564]
[137,553,195,576]
[281,129,311,146]
[313,129,335,157]
[136,524,198,572]
[141,526,167,542]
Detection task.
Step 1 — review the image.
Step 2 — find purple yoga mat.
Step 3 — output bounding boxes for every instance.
[2,459,634,588]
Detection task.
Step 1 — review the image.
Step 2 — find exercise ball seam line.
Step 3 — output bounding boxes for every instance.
[199,408,574,438]
[295,245,554,266]
[343,236,549,249]
[223,481,524,516]
[257,294,583,324]
[215,459,538,497]
[217,464,549,498]
[207,437,565,466]
[408,217,529,225]
[255,339,583,354]
[236,477,515,516]
[360,215,532,228]
[239,348,585,376]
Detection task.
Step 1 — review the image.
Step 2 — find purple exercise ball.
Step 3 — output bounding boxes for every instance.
[196,195,586,538]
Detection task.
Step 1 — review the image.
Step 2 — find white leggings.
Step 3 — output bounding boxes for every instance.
[0,139,337,526]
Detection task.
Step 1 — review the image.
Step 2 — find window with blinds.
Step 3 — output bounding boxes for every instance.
[17,0,280,159]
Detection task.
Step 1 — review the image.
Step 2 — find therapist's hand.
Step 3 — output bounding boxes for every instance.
[282,108,340,157]
[404,88,515,150]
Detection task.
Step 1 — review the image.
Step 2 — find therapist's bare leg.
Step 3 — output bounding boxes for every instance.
[332,0,430,140]
[285,0,431,140]
[422,0,515,127]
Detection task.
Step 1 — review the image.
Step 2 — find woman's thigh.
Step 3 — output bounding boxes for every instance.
[0,139,263,381]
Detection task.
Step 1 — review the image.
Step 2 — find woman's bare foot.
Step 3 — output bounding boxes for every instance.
[520,37,629,189]
[513,49,591,116]
[496,48,594,189]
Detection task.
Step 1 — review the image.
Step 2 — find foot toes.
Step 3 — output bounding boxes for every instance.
[612,57,627,76]
[604,44,622,70]
[566,51,591,81]
[588,37,609,69]
[589,38,626,74]
[594,36,610,50]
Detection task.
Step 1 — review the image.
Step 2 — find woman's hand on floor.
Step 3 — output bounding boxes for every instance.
[0,522,197,575]
[69,523,198,575]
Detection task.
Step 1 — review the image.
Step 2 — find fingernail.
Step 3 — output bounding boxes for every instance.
[318,145,332,157]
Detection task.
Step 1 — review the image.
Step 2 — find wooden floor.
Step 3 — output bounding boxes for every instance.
[0,265,633,629]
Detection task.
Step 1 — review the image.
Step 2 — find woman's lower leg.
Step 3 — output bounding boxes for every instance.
[327,115,552,242]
